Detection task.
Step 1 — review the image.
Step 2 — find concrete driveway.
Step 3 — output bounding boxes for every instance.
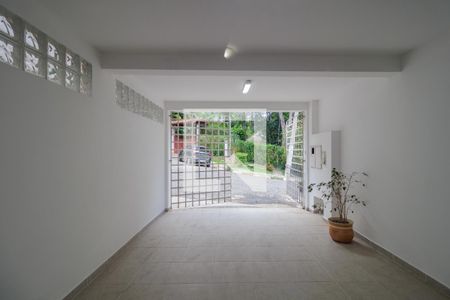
[231,172,299,207]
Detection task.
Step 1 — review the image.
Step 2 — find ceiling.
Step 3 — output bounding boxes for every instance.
[34,0,449,103]
[40,0,450,55]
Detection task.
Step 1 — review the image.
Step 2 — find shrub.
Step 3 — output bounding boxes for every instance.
[233,140,286,169]
[235,152,248,163]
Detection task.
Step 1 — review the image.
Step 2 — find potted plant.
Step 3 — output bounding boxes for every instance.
[312,203,324,214]
[308,168,368,243]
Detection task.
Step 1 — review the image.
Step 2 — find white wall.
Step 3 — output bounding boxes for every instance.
[308,131,340,218]
[318,33,450,287]
[0,1,166,299]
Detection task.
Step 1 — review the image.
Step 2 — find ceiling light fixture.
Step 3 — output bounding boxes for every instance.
[242,80,252,94]
[224,46,236,59]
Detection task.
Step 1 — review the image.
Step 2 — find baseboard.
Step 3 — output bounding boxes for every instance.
[63,209,166,300]
[354,230,450,298]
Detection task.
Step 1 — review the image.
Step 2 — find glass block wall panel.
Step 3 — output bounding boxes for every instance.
[0,4,93,96]
[24,23,46,53]
[80,59,91,76]
[65,68,80,91]
[65,49,80,72]
[0,34,21,68]
[142,98,149,118]
[128,88,135,112]
[24,49,45,77]
[115,80,123,105]
[80,75,92,95]
[47,60,64,85]
[154,105,163,123]
[47,38,64,63]
[121,85,129,108]
[114,80,164,124]
[0,5,23,41]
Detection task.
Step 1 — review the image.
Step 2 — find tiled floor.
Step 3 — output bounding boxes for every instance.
[75,206,449,299]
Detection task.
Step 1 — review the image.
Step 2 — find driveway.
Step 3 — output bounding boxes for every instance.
[231,172,299,207]
[171,157,298,208]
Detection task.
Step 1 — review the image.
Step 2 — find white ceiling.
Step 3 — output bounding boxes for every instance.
[35,0,449,102]
[40,0,450,55]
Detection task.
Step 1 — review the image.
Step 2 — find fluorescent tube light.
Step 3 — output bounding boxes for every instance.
[242,80,252,94]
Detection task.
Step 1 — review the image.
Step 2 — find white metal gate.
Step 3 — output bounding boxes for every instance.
[170,112,232,208]
[285,112,305,204]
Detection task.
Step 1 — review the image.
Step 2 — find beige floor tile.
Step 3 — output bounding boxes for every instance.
[148,247,187,262]
[73,207,446,299]
[296,282,348,299]
[294,261,333,282]
[254,283,302,300]
[255,282,348,300]
[118,284,166,300]
[165,262,216,284]
[339,281,401,299]
[266,246,316,261]
[380,280,449,300]
[158,234,190,247]
[93,261,142,286]
[215,246,250,262]
[209,284,256,300]
[73,283,127,300]
[319,260,378,282]
[183,246,216,262]
[135,262,171,283]
[116,246,155,264]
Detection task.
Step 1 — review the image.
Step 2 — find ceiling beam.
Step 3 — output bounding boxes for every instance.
[100,52,402,73]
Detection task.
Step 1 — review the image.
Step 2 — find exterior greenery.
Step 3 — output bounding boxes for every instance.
[233,140,286,170]
[231,112,288,173]
[170,111,289,173]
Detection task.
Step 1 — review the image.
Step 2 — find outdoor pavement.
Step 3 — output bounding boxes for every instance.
[231,172,299,208]
[171,158,298,208]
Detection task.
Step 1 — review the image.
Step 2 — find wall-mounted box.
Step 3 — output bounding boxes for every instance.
[311,145,322,169]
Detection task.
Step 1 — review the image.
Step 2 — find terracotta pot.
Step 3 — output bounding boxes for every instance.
[328,217,354,243]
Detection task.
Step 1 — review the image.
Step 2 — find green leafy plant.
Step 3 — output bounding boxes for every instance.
[235,152,248,163]
[308,168,368,223]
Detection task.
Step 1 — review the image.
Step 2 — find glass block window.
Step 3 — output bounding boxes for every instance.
[80,74,91,95]
[24,49,45,77]
[47,38,64,63]
[80,58,91,76]
[0,4,92,96]
[65,49,79,71]
[24,25,44,53]
[0,6,22,41]
[47,60,64,85]
[65,68,79,91]
[115,80,164,124]
[80,58,92,95]
[0,34,21,68]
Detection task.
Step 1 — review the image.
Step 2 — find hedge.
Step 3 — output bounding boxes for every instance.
[233,140,286,170]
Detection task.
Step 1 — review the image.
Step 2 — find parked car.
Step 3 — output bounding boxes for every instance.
[179,145,212,167]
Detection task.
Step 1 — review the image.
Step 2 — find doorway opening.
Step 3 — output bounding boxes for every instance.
[169,110,305,209]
